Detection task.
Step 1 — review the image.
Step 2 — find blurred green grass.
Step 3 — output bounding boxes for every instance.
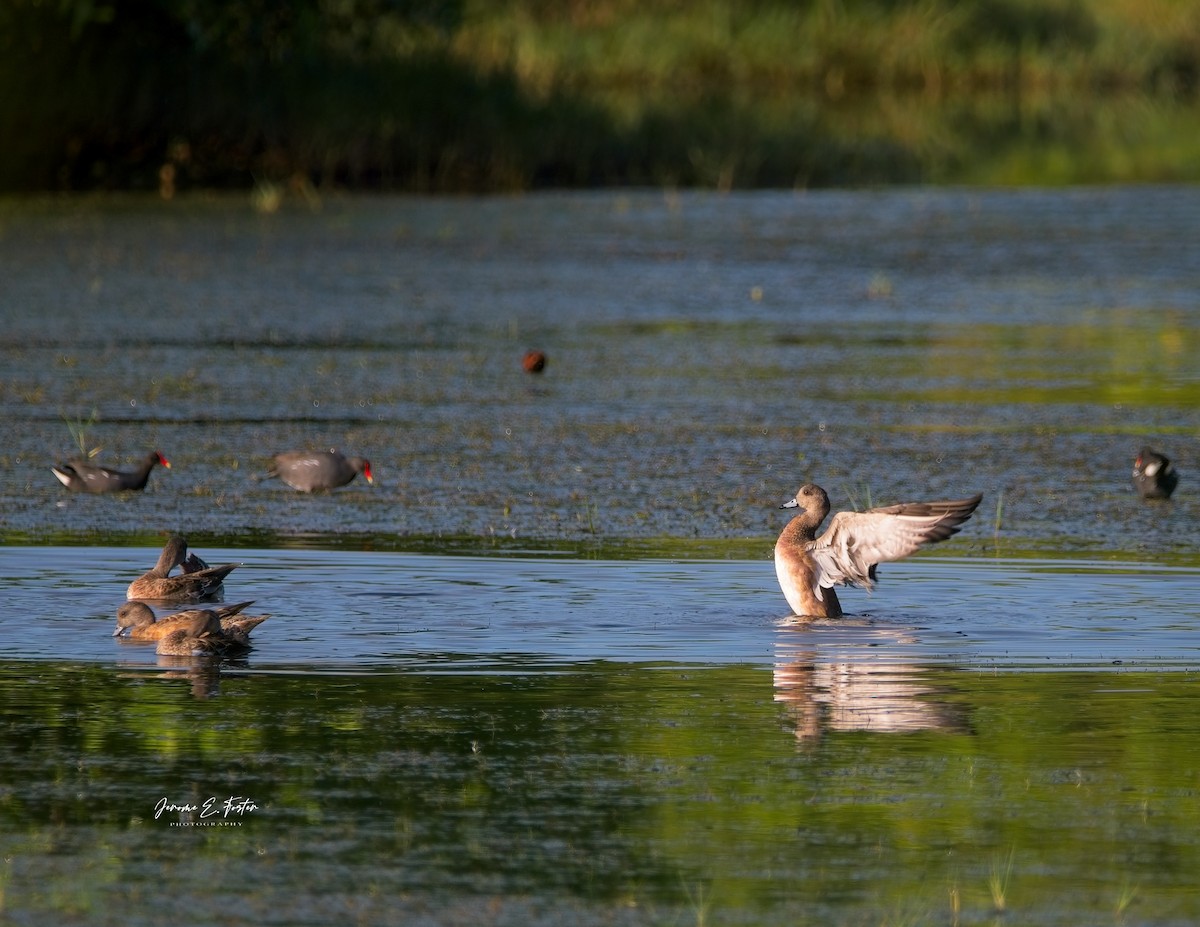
[1,0,1198,192]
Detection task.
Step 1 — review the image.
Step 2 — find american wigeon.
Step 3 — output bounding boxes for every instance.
[114,601,269,641]
[51,450,170,493]
[126,536,239,603]
[153,610,251,657]
[774,483,982,618]
[1132,446,1179,499]
[267,449,373,492]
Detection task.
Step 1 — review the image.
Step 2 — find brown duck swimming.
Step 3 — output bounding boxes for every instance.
[52,450,170,493]
[153,609,259,657]
[126,536,239,603]
[114,601,270,641]
[267,449,373,492]
[774,483,982,619]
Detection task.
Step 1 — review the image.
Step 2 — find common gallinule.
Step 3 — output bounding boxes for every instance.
[267,449,373,492]
[51,450,170,493]
[126,536,239,603]
[113,600,269,641]
[1132,446,1179,499]
[775,483,982,618]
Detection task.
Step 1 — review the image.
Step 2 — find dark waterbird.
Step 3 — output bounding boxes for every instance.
[1132,446,1179,499]
[126,536,239,603]
[51,450,170,492]
[774,483,982,619]
[267,449,374,492]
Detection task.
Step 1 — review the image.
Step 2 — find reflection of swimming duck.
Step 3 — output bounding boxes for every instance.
[156,659,223,697]
[267,449,373,492]
[1132,446,1179,499]
[126,536,239,603]
[774,483,982,618]
[114,601,269,641]
[52,450,170,493]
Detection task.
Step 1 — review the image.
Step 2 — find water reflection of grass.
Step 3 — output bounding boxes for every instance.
[3,658,1200,922]
[1115,878,1140,922]
[988,846,1015,913]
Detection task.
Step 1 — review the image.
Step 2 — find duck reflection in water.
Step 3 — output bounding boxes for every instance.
[115,604,263,700]
[153,659,226,699]
[152,617,257,699]
[774,628,969,744]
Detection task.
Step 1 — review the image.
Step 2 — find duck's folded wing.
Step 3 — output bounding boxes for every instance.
[805,497,981,591]
[180,552,211,574]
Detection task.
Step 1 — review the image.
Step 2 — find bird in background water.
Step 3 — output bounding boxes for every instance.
[267,449,373,492]
[51,450,170,493]
[1132,446,1179,499]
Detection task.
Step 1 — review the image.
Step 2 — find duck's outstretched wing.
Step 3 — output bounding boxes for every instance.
[805,495,982,592]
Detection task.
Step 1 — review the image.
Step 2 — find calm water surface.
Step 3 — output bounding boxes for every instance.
[3,547,1200,670]
[1,189,1199,925]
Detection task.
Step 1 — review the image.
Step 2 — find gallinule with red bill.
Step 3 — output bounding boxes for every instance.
[1132,446,1179,499]
[267,449,373,492]
[51,450,170,493]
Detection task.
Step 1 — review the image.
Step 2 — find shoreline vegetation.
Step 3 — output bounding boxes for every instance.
[2,0,1199,194]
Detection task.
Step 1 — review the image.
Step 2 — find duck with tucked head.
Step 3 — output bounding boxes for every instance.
[1132,446,1179,500]
[774,483,982,619]
[114,601,269,641]
[126,536,239,603]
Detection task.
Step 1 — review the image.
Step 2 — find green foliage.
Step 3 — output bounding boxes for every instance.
[61,409,102,460]
[1,0,1198,191]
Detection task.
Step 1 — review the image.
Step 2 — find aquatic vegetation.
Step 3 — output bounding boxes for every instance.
[988,847,1015,913]
[1115,878,1140,921]
[250,178,285,215]
[3,189,1199,561]
[843,482,875,512]
[61,409,101,460]
[5,658,1200,923]
[579,499,600,535]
